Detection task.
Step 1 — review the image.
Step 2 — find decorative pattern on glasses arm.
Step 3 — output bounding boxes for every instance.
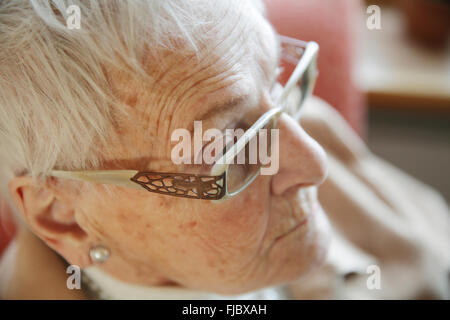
[130,172,226,200]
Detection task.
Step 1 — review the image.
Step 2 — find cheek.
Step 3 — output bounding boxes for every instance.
[192,177,271,256]
[78,191,176,255]
[80,178,271,265]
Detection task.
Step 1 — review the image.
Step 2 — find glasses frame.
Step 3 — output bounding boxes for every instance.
[48,36,319,201]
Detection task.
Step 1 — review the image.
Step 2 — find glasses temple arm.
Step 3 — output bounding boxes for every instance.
[49,170,142,190]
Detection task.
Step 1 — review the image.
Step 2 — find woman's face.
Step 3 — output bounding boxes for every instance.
[23,4,330,294]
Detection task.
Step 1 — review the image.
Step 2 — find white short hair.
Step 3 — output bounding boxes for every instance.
[0,0,265,216]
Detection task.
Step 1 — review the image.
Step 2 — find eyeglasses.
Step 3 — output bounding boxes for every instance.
[49,36,319,201]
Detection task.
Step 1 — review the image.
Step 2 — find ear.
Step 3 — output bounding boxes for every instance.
[8,175,93,268]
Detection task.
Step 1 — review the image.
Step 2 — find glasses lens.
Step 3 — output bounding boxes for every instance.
[284,82,303,117]
[277,40,318,119]
[226,119,275,195]
[286,58,318,119]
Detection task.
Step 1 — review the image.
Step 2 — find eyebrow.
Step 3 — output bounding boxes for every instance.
[196,95,250,123]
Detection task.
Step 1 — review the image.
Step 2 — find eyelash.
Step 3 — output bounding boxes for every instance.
[196,119,250,163]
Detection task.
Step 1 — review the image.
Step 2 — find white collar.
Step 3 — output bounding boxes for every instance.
[82,266,291,300]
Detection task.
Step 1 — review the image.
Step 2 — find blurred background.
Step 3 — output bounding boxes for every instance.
[266,0,450,203]
[360,0,450,203]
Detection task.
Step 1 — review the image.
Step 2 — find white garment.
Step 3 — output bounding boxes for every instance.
[82,266,292,300]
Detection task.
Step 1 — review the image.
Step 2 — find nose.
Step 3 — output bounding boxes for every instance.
[270,113,328,196]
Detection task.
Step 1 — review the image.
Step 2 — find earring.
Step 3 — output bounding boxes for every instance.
[89,245,110,263]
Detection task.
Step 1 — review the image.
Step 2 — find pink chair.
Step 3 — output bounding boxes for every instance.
[265,0,367,138]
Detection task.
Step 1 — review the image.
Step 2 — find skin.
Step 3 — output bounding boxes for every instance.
[8,2,330,295]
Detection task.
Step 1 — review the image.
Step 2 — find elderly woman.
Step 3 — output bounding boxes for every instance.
[0,0,449,300]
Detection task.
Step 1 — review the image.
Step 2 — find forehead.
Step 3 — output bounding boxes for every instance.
[152,5,279,106]
[104,4,279,166]
[160,6,278,77]
[172,10,279,118]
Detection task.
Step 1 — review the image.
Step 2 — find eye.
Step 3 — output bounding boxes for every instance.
[233,119,251,132]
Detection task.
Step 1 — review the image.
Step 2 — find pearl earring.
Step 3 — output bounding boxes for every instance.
[89,245,110,263]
